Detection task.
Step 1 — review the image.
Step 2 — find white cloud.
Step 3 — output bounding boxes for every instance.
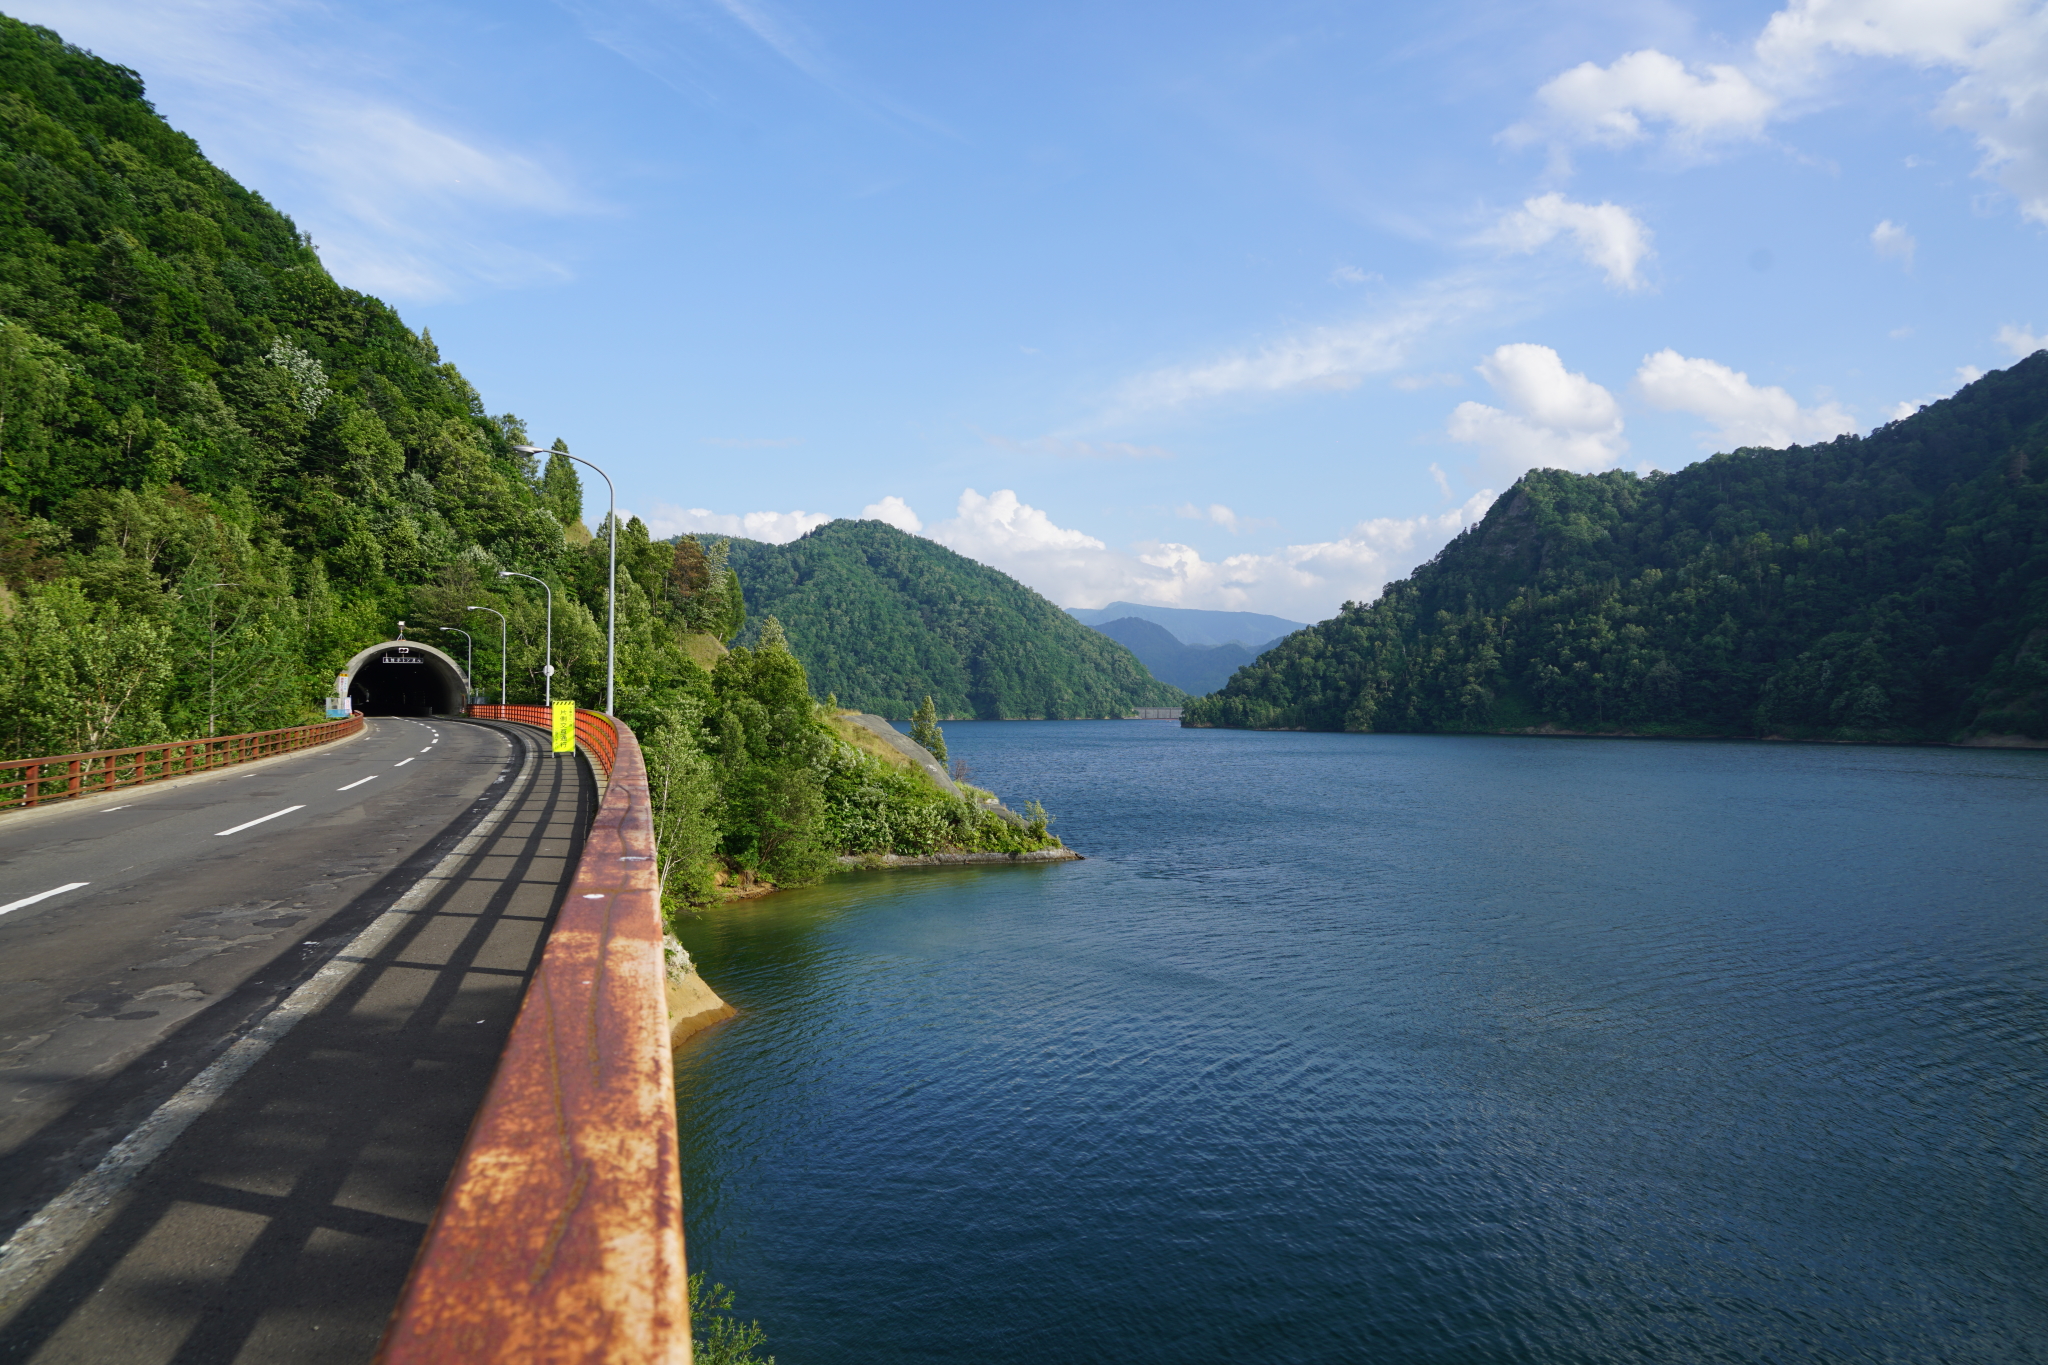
[1997,322,2048,355]
[1635,348,1858,447]
[1481,193,1655,290]
[1515,4,2048,226]
[637,504,833,543]
[859,496,924,534]
[1446,343,1629,479]
[1393,372,1464,390]
[1504,49,1776,156]
[1110,278,1493,413]
[1957,364,1986,385]
[10,0,588,301]
[1329,265,1379,284]
[1888,400,1920,421]
[1870,219,1917,266]
[923,489,1497,621]
[1173,503,1274,534]
[1761,1,2048,221]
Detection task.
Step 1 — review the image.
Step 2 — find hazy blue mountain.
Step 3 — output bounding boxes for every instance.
[1065,601,1306,647]
[1090,617,1263,695]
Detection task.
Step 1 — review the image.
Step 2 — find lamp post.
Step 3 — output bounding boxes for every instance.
[498,571,553,705]
[435,626,475,700]
[516,445,616,716]
[466,605,507,707]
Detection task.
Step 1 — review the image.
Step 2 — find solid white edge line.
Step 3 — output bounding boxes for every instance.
[212,805,306,838]
[337,776,377,792]
[0,883,89,918]
[0,731,541,1312]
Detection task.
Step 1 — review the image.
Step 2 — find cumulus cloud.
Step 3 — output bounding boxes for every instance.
[1635,348,1858,448]
[636,504,832,543]
[922,489,1497,621]
[1481,193,1655,290]
[1870,219,1917,266]
[1997,322,2048,355]
[1110,277,1494,413]
[1515,3,2048,226]
[1504,49,1776,157]
[859,495,923,534]
[1446,344,1629,479]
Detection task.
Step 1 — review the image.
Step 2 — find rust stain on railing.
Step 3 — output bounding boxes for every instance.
[378,708,691,1364]
[0,716,365,813]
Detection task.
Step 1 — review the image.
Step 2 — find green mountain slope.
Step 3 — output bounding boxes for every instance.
[724,519,1187,719]
[1186,355,2048,743]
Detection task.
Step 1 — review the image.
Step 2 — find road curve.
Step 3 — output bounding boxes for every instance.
[0,716,593,1362]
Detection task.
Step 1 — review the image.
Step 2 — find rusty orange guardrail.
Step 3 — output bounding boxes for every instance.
[0,716,366,813]
[378,707,689,1364]
[466,703,619,772]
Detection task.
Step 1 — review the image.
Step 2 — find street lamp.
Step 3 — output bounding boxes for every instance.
[434,626,475,700]
[467,605,507,707]
[498,570,553,705]
[516,445,616,716]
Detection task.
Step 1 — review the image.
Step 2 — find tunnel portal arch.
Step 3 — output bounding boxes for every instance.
[341,640,468,717]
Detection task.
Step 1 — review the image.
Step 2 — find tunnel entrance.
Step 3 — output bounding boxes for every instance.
[341,640,468,717]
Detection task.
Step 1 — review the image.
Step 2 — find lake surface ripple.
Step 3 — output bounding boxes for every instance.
[673,725,2048,1363]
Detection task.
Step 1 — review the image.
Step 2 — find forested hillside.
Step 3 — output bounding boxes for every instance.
[725,519,1186,718]
[1187,356,2048,743]
[0,16,1060,899]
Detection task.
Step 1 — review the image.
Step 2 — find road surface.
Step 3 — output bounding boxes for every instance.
[0,716,592,1363]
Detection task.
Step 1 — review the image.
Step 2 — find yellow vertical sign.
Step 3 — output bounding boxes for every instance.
[552,700,577,753]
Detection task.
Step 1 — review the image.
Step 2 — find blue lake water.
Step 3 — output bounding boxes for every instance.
[671,724,2048,1363]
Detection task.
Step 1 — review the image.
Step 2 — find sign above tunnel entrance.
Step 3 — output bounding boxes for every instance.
[382,646,424,665]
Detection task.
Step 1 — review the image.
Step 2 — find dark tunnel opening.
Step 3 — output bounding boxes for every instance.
[349,648,464,717]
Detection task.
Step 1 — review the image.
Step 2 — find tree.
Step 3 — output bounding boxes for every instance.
[909,694,946,761]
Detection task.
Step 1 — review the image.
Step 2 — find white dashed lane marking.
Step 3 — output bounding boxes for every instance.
[338,776,378,792]
[213,806,306,837]
[395,758,415,768]
[0,883,89,917]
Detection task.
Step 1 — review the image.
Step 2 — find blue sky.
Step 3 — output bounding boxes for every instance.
[21,0,2048,619]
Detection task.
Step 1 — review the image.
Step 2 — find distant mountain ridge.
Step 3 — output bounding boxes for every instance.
[1066,601,1306,647]
[722,520,1186,720]
[1187,355,2048,743]
[1088,616,1270,695]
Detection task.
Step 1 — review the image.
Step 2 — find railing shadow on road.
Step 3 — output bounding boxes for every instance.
[375,707,691,1365]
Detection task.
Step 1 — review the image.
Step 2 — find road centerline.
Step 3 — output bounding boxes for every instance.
[213,806,306,838]
[338,776,378,792]
[395,758,416,767]
[0,883,89,917]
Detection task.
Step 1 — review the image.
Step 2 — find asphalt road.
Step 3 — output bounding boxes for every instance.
[0,717,592,1362]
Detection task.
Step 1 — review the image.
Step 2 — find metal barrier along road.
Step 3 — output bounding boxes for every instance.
[378,707,690,1364]
[466,703,619,772]
[0,716,365,812]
